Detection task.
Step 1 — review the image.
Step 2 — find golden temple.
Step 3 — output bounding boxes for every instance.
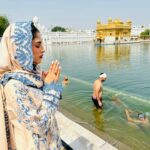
[96,18,132,43]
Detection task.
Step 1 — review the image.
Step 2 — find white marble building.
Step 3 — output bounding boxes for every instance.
[131,25,146,37]
[32,16,95,45]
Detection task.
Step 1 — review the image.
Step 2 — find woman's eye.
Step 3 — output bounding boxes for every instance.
[35,45,40,48]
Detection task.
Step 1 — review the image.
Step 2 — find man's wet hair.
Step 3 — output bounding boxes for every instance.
[100,73,104,75]
[64,77,68,81]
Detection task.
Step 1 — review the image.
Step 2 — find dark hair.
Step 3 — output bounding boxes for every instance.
[64,77,68,81]
[31,22,39,40]
[100,73,104,75]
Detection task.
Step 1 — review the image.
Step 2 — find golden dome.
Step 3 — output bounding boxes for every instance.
[97,19,101,24]
[108,17,112,23]
[127,19,131,22]
[114,18,121,23]
[126,19,132,25]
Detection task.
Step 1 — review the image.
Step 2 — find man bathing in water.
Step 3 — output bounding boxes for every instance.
[62,76,69,85]
[92,73,107,109]
[125,109,149,125]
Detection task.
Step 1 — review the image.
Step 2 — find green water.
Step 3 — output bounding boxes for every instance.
[42,43,150,150]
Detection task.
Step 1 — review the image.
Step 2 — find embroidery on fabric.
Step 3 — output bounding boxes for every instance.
[11,22,33,71]
[0,72,42,87]
[12,81,62,149]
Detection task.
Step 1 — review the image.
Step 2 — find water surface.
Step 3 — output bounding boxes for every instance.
[42,43,150,150]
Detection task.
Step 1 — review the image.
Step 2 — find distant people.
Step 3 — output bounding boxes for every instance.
[62,76,69,85]
[92,73,107,109]
[125,109,149,125]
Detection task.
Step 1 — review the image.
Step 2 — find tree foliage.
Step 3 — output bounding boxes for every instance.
[0,16,9,36]
[51,26,66,32]
[140,29,150,39]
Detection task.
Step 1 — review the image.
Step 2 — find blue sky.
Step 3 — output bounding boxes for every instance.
[0,0,150,29]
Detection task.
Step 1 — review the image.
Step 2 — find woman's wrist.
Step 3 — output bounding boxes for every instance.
[44,78,53,84]
[43,82,63,98]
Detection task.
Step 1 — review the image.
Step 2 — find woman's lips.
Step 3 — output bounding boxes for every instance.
[39,55,43,58]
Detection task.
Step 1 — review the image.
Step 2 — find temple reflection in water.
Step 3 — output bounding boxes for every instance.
[96,45,130,67]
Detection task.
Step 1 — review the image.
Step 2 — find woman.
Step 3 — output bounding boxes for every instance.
[0,21,62,150]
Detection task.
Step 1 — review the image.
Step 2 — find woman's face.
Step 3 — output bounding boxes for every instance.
[32,32,44,64]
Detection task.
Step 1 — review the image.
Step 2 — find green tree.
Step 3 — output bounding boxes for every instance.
[0,16,9,36]
[51,26,66,32]
[140,29,150,39]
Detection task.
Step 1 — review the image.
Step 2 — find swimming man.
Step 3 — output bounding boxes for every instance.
[125,108,149,125]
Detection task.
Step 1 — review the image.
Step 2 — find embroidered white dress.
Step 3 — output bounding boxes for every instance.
[4,77,62,150]
[0,21,62,150]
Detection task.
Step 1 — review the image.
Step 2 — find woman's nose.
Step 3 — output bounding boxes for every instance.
[41,44,45,53]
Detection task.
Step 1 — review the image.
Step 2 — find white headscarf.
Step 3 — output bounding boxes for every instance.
[0,21,42,149]
[0,22,34,78]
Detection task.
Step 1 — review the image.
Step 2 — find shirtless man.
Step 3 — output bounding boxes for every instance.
[92,73,107,109]
[125,108,149,125]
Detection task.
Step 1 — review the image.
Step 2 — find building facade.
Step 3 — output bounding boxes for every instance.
[131,25,146,37]
[96,18,132,44]
[32,16,95,45]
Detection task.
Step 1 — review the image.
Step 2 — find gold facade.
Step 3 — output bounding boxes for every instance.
[96,18,132,40]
